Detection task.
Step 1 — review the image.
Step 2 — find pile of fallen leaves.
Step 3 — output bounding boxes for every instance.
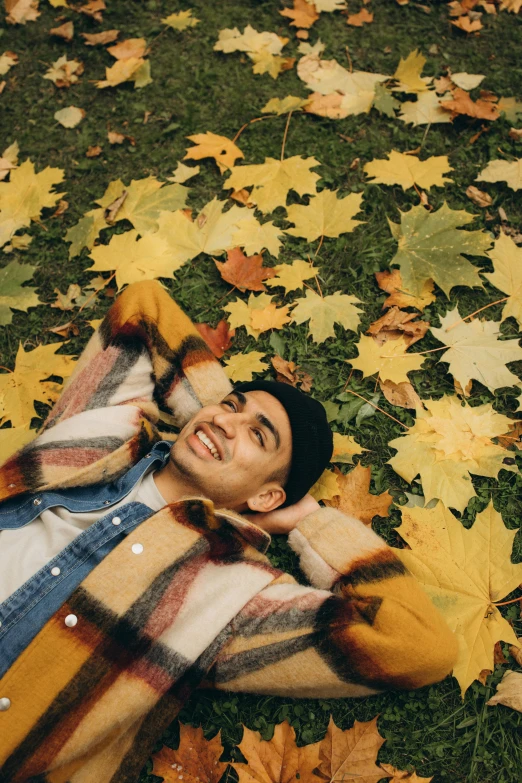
[2,0,522,734]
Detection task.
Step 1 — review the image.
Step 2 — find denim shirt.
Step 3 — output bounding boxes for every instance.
[0,440,172,677]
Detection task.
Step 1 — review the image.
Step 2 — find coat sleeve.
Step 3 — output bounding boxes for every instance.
[0,281,232,498]
[200,507,458,698]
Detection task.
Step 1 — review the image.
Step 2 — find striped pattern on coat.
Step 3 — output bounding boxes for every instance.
[0,282,458,783]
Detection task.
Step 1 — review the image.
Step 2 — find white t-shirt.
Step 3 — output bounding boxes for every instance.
[0,469,167,605]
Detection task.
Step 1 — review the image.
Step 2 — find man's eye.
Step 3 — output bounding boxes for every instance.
[254,430,264,447]
[223,400,236,411]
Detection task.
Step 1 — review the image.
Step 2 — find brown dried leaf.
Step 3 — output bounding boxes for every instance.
[107,130,135,145]
[49,21,74,41]
[78,0,105,22]
[271,355,313,392]
[324,465,393,525]
[51,284,83,311]
[494,640,509,665]
[5,0,40,25]
[380,763,433,783]
[379,379,424,409]
[375,269,436,311]
[451,14,483,31]
[214,247,277,292]
[296,29,309,39]
[232,720,321,783]
[52,199,69,217]
[107,37,146,60]
[230,188,255,207]
[478,668,492,685]
[103,189,128,224]
[509,128,522,141]
[509,639,522,666]
[495,421,522,451]
[347,8,374,25]
[466,184,492,207]
[86,145,102,157]
[441,87,499,120]
[280,0,319,28]
[195,320,235,358]
[367,306,429,347]
[152,723,228,783]
[47,321,80,338]
[81,29,119,46]
[315,716,389,783]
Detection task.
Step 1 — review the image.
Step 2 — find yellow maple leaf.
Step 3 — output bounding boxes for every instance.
[224,155,320,213]
[250,302,291,333]
[331,432,367,463]
[184,131,244,174]
[95,176,188,235]
[349,334,425,384]
[485,230,522,328]
[393,49,431,92]
[223,351,268,382]
[161,9,200,30]
[0,51,18,76]
[476,159,522,191]
[5,0,40,25]
[364,151,453,191]
[231,215,283,257]
[399,91,453,126]
[0,342,76,428]
[95,56,145,88]
[223,292,274,339]
[168,162,200,184]
[266,259,319,294]
[393,501,522,696]
[54,106,85,128]
[261,95,309,115]
[291,289,362,343]
[430,306,522,393]
[309,467,340,501]
[88,229,178,289]
[388,395,515,512]
[214,25,290,79]
[0,159,65,248]
[156,199,252,264]
[0,425,36,467]
[285,189,364,241]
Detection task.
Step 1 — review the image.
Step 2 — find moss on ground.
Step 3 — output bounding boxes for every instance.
[1,0,522,781]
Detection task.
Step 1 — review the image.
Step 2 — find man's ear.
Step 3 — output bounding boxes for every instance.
[246,484,286,514]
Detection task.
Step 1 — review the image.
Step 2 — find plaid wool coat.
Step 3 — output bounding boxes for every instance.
[0,281,458,783]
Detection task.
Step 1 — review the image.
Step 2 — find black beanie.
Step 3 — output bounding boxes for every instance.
[234,379,333,507]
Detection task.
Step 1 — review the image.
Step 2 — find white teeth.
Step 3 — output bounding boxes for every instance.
[196,430,221,460]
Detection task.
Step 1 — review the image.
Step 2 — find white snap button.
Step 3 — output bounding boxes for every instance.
[51,567,61,576]
[0,697,11,711]
[112,516,121,526]
[103,500,111,505]
[65,614,78,628]
[33,497,42,506]
[0,620,2,628]
[8,483,16,488]
[131,543,144,555]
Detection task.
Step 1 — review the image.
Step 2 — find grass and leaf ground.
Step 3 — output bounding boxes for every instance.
[2,0,522,781]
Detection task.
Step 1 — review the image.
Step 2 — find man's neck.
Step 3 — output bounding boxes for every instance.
[153,462,203,505]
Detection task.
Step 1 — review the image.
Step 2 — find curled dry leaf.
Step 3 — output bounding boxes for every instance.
[81,29,119,46]
[509,639,522,666]
[346,7,374,25]
[195,320,235,358]
[367,306,429,346]
[49,21,74,41]
[486,669,522,713]
[5,0,40,25]
[465,184,492,207]
[107,130,135,145]
[107,37,147,60]
[324,465,393,525]
[52,199,69,217]
[271,355,313,391]
[43,56,84,88]
[379,379,424,410]
[78,0,105,22]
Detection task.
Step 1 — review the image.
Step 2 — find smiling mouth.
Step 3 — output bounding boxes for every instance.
[194,429,222,460]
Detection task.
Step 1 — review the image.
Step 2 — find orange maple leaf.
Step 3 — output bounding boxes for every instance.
[280,0,319,28]
[323,465,393,525]
[195,320,235,358]
[214,247,277,291]
[151,723,228,783]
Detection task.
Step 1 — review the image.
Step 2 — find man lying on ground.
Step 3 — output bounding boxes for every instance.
[0,280,458,783]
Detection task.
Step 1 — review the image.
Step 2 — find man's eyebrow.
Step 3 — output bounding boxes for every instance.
[228,390,280,449]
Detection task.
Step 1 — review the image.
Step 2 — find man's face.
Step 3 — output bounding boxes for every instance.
[165,390,293,511]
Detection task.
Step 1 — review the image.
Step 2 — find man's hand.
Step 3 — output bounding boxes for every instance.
[243,494,320,535]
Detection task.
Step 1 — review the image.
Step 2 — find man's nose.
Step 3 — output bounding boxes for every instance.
[212,410,242,438]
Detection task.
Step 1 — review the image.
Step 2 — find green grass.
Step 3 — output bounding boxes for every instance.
[2,0,522,781]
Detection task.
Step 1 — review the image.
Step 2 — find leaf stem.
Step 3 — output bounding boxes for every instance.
[445,297,509,332]
[0,366,13,373]
[492,596,522,607]
[232,116,271,144]
[281,111,293,161]
[341,389,410,429]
